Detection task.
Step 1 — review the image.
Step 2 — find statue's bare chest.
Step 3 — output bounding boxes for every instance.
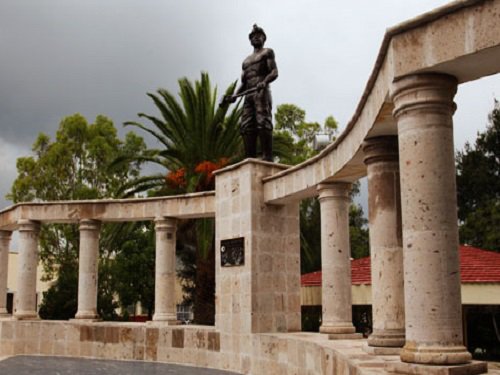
[242,49,270,73]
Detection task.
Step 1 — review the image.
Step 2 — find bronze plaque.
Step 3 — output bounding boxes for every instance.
[221,237,245,267]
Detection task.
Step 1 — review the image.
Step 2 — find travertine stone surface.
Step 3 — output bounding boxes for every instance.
[0,192,215,231]
[215,160,301,336]
[363,136,405,348]
[392,73,471,365]
[0,231,12,316]
[153,217,179,324]
[317,182,356,335]
[14,220,40,320]
[75,220,101,320]
[4,320,482,375]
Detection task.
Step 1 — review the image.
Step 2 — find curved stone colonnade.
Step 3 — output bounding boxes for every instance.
[0,193,215,321]
[1,0,500,374]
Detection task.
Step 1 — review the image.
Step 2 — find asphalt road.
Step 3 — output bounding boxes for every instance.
[0,356,239,375]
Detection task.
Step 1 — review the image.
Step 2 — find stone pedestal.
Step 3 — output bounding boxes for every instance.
[391,73,472,365]
[75,219,101,320]
[317,183,360,339]
[152,217,179,324]
[0,231,12,317]
[14,220,40,320]
[215,160,301,335]
[363,136,405,349]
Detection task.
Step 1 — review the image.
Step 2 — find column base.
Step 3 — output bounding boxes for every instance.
[74,311,100,320]
[363,343,401,356]
[387,360,487,375]
[367,329,405,347]
[152,313,180,325]
[320,323,356,334]
[0,312,12,320]
[13,312,39,320]
[401,342,472,365]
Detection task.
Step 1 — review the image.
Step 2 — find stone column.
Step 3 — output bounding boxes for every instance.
[14,219,40,320]
[0,231,12,317]
[75,219,101,320]
[391,73,471,365]
[318,182,361,339]
[363,136,405,350]
[152,217,179,323]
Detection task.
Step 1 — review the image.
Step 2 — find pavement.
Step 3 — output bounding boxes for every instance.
[0,356,239,375]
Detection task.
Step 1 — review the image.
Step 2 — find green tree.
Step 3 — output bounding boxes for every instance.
[273,104,369,274]
[123,72,242,324]
[456,99,500,252]
[8,114,146,319]
[110,222,156,319]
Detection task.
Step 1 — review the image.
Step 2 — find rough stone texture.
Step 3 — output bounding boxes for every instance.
[75,219,101,320]
[215,159,301,336]
[0,320,489,375]
[363,136,405,348]
[214,160,301,373]
[363,343,401,356]
[262,0,500,206]
[14,220,40,320]
[387,360,488,375]
[0,231,12,316]
[391,73,471,365]
[0,192,215,231]
[317,183,356,335]
[152,217,179,323]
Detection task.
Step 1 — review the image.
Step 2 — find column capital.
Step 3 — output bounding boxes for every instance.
[391,73,457,120]
[317,182,351,201]
[79,219,101,232]
[363,136,399,166]
[154,217,177,231]
[17,219,40,233]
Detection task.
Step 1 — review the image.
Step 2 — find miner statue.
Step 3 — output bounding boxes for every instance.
[222,24,278,162]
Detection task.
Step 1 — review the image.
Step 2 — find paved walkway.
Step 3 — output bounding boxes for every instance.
[0,356,239,375]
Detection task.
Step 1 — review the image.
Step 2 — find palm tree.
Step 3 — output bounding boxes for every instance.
[121,72,242,196]
[121,72,243,324]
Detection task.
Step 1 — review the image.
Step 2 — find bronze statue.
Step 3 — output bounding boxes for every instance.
[224,24,278,161]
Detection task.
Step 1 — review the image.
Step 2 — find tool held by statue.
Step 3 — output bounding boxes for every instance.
[219,87,259,108]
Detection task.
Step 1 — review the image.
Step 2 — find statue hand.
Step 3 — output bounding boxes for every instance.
[220,95,236,108]
[257,82,266,91]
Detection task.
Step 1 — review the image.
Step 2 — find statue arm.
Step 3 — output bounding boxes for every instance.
[235,70,248,96]
[258,49,278,89]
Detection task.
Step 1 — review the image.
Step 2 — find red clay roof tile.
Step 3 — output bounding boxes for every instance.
[301,245,500,287]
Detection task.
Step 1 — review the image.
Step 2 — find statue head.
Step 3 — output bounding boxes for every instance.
[249,24,267,42]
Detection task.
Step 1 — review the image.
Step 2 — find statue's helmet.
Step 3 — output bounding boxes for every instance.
[249,24,266,41]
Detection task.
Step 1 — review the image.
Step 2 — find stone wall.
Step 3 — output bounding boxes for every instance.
[0,320,400,374]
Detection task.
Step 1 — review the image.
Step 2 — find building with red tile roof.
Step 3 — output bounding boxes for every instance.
[301,245,500,306]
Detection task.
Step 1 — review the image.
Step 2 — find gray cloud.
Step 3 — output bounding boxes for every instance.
[0,0,499,212]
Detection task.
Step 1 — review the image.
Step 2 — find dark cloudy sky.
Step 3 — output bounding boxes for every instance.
[1,0,499,213]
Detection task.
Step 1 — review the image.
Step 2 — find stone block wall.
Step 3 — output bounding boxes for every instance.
[0,320,400,374]
[215,160,301,337]
[0,321,222,370]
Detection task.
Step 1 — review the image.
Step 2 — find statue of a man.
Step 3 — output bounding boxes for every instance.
[226,24,278,161]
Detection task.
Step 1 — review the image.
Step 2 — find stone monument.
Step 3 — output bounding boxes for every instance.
[223,24,278,162]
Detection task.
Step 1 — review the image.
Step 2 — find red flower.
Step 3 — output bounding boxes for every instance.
[194,158,231,190]
[165,167,186,188]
